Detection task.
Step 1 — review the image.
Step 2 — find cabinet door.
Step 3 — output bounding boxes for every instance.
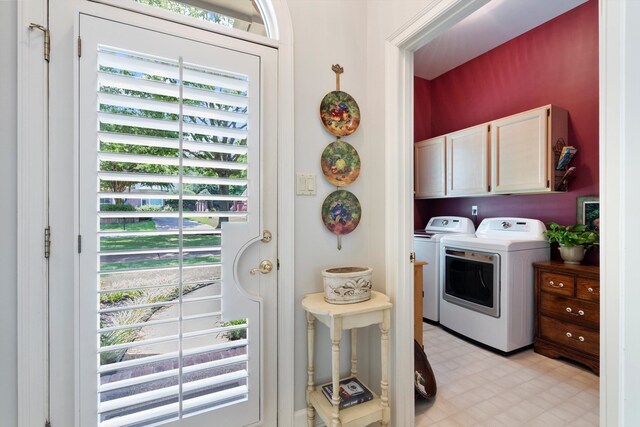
[415,136,446,198]
[447,123,490,196]
[491,107,549,193]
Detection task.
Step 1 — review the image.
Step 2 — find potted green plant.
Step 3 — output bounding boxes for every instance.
[544,222,599,264]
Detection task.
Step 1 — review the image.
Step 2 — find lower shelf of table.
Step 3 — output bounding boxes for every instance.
[309,389,383,427]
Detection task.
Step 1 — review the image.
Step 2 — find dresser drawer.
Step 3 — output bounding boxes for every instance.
[539,293,599,325]
[539,271,574,296]
[576,278,600,302]
[539,315,599,356]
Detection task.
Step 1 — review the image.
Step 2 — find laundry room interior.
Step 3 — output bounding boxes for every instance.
[411,0,601,425]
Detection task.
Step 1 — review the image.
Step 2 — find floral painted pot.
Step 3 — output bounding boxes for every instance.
[321,266,373,304]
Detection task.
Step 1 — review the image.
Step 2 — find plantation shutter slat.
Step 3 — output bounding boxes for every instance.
[98,111,248,139]
[99,285,221,301]
[99,246,221,257]
[98,386,249,427]
[99,370,248,415]
[97,263,222,277]
[99,354,248,393]
[98,229,223,237]
[98,92,248,124]
[98,211,246,219]
[98,152,247,170]
[98,72,248,108]
[98,340,248,375]
[92,43,252,426]
[98,110,249,140]
[98,310,224,335]
[99,296,220,314]
[99,192,247,202]
[98,131,248,154]
[98,50,249,92]
[98,171,248,186]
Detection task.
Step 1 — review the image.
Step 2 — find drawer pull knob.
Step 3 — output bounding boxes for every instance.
[588,287,599,295]
[565,307,585,316]
[548,281,564,288]
[565,332,585,342]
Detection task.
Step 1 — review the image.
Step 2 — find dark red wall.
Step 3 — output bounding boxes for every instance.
[414,76,432,141]
[414,0,599,241]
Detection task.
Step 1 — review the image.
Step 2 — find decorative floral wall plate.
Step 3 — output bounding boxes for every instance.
[321,140,361,187]
[321,190,361,235]
[319,90,361,137]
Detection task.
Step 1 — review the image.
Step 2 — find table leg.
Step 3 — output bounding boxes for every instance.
[306,312,315,427]
[380,309,390,427]
[331,318,342,427]
[350,329,358,378]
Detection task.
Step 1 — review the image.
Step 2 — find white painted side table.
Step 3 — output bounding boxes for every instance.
[302,291,392,427]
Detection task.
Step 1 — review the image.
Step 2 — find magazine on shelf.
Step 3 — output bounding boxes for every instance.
[321,377,374,409]
[556,146,577,170]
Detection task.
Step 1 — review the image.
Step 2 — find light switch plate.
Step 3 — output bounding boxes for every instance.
[296,174,316,196]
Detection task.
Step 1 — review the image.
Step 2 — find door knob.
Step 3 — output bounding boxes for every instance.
[250,260,273,275]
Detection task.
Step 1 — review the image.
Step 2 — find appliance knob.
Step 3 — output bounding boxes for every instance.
[442,220,449,225]
[501,221,511,229]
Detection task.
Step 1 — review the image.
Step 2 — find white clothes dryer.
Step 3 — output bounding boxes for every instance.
[439,218,550,352]
[414,216,475,322]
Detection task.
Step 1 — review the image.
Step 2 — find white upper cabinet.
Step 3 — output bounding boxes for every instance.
[415,136,446,198]
[413,105,568,199]
[491,105,568,194]
[447,123,490,196]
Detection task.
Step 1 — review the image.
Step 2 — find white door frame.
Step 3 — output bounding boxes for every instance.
[16,0,296,426]
[384,0,622,426]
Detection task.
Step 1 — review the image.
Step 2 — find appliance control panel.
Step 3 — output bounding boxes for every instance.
[492,220,530,232]
[476,217,547,240]
[424,216,475,234]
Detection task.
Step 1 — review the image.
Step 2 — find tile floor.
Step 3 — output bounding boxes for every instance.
[415,323,599,426]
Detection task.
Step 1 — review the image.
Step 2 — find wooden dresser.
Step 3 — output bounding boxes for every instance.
[533,261,600,375]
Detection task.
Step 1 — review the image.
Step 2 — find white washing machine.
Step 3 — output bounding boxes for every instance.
[414,216,475,322]
[439,218,550,353]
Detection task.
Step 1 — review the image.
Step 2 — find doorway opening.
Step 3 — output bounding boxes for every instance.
[388,2,598,424]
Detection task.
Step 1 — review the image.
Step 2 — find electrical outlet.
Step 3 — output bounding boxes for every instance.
[471,205,478,216]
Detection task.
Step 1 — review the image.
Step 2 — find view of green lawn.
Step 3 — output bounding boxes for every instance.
[100,255,221,272]
[101,234,221,251]
[100,220,157,232]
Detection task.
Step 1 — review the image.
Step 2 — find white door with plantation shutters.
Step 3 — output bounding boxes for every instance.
[78,14,277,427]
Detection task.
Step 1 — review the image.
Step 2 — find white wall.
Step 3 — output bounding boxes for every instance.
[287,0,371,412]
[0,1,19,426]
[621,1,640,424]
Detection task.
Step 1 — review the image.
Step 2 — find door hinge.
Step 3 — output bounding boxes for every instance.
[44,226,51,259]
[78,235,82,254]
[410,251,416,263]
[29,23,50,62]
[487,124,490,133]
[547,108,551,117]
[77,35,81,58]
[547,179,550,188]
[277,259,280,270]
[488,185,491,192]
